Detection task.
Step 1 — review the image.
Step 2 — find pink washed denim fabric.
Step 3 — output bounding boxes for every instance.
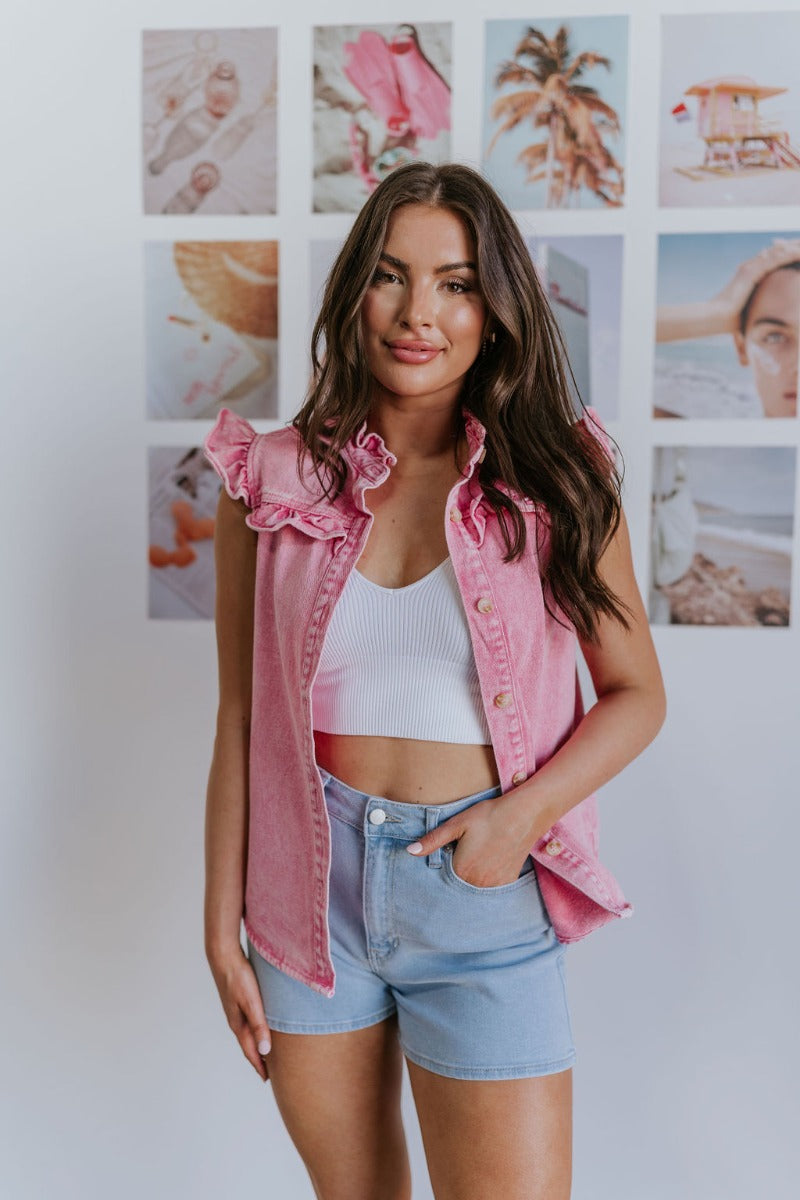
[204,405,632,998]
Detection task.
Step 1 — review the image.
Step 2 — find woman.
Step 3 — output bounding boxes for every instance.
[204,162,665,1200]
[656,237,800,418]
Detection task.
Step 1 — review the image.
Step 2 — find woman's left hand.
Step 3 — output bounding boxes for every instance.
[405,789,549,888]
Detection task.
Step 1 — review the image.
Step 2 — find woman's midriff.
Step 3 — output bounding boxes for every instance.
[313,730,500,805]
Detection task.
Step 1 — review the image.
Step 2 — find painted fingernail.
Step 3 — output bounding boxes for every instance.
[258,1039,271,1055]
[406,842,423,855]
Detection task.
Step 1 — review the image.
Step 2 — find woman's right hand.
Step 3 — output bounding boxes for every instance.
[207,942,272,1081]
[709,238,800,333]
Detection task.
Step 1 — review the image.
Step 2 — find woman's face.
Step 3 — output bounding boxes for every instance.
[734,267,799,418]
[360,204,488,414]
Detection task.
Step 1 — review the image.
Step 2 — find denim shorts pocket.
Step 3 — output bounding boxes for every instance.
[443,846,539,895]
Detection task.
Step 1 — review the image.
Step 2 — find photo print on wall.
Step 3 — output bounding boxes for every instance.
[659,11,800,207]
[654,232,800,420]
[483,17,628,210]
[650,445,795,627]
[145,241,279,420]
[142,27,277,215]
[148,445,220,620]
[313,22,452,213]
[526,234,623,421]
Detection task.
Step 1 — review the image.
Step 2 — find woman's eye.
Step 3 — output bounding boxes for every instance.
[371,269,400,285]
[443,278,471,294]
[762,331,788,345]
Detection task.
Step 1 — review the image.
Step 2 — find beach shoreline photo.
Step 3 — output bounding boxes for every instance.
[660,143,800,207]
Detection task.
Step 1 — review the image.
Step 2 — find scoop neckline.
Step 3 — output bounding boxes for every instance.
[352,557,451,593]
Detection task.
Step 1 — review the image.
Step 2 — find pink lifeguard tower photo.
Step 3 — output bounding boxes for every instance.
[676,75,800,178]
[661,11,800,207]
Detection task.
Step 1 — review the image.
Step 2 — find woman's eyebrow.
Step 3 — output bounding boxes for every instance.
[379,252,477,274]
[436,260,477,274]
[751,316,792,328]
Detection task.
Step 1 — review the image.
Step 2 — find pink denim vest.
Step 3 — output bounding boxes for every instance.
[204,405,632,998]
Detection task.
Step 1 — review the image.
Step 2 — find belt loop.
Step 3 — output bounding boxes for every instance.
[425,808,442,868]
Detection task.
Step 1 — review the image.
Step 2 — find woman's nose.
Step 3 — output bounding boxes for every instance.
[398,283,435,328]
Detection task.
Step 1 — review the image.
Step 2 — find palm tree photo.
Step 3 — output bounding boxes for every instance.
[488,24,624,208]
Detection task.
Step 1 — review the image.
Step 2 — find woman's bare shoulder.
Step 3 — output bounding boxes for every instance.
[213,489,257,584]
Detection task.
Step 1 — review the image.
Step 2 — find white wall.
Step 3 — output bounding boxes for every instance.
[2,1,798,1197]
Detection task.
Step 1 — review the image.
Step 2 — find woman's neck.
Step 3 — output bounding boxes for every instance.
[365,395,463,467]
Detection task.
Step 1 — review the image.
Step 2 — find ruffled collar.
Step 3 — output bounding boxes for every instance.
[342,406,488,486]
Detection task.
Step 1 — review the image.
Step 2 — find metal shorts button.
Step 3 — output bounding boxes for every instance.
[476,597,493,613]
[449,507,462,523]
[545,839,563,856]
[511,770,527,785]
[493,692,513,709]
[368,808,387,825]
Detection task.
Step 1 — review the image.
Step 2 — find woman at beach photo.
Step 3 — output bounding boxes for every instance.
[203,162,666,1199]
[656,237,800,418]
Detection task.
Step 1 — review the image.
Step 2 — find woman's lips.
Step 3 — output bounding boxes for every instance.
[386,341,443,363]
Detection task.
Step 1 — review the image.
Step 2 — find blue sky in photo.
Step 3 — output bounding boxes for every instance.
[657,231,800,305]
[685,446,796,517]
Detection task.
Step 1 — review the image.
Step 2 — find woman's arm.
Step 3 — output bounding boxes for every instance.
[406,510,666,887]
[655,299,734,343]
[510,507,666,837]
[205,488,272,1080]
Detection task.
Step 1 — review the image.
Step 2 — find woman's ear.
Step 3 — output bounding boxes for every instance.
[733,329,749,367]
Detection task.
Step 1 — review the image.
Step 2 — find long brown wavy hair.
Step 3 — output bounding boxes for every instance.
[294,162,629,640]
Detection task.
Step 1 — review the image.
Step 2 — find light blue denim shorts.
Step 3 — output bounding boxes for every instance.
[247,769,575,1081]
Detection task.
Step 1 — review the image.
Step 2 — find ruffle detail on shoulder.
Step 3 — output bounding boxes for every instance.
[247,499,348,540]
[203,407,257,507]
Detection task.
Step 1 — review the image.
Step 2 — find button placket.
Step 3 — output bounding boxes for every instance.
[449,520,529,815]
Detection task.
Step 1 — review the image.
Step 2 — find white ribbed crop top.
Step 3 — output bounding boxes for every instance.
[312,557,492,744]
